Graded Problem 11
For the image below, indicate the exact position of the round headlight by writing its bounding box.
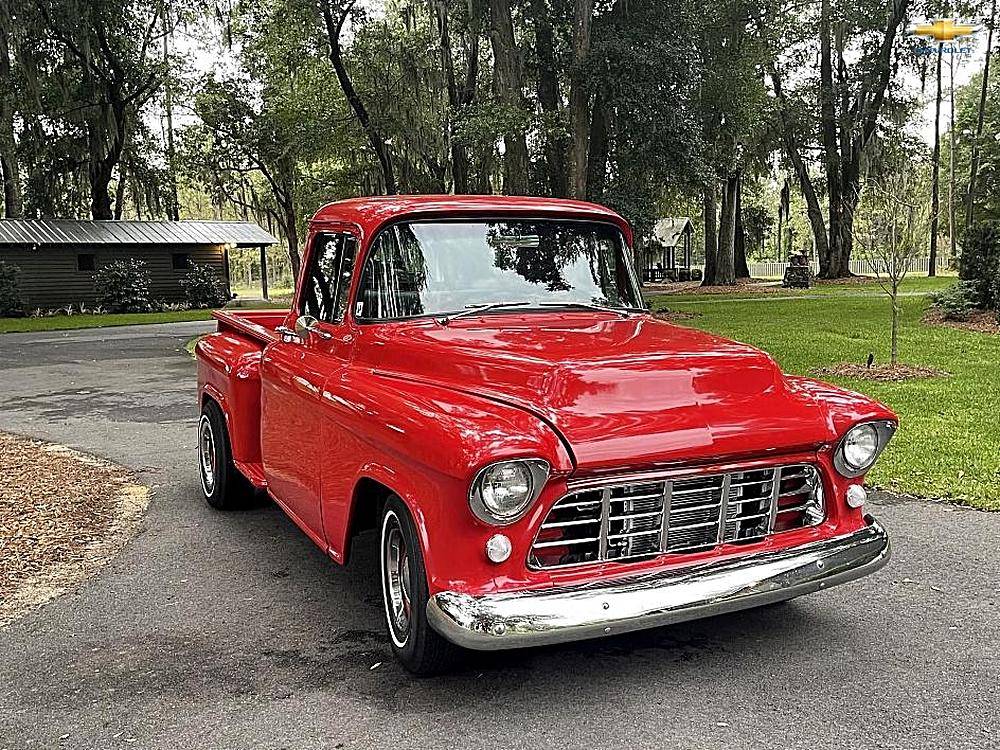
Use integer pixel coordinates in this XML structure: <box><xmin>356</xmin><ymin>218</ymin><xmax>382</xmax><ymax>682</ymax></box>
<box><xmin>469</xmin><ymin>459</ymin><xmax>549</xmax><ymax>524</ymax></box>
<box><xmin>842</xmin><ymin>423</ymin><xmax>879</xmax><ymax>471</ymax></box>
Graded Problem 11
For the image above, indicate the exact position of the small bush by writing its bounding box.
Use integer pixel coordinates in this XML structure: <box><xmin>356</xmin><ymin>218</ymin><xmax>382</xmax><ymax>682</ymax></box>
<box><xmin>932</xmin><ymin>281</ymin><xmax>980</xmax><ymax>321</ymax></box>
<box><xmin>95</xmin><ymin>258</ymin><xmax>153</xmax><ymax>313</ymax></box>
<box><xmin>959</xmin><ymin>222</ymin><xmax>1000</xmax><ymax>310</ymax></box>
<box><xmin>0</xmin><ymin>261</ymin><xmax>23</xmax><ymax>316</ymax></box>
<box><xmin>180</xmin><ymin>263</ymin><xmax>230</xmax><ymax>309</ymax></box>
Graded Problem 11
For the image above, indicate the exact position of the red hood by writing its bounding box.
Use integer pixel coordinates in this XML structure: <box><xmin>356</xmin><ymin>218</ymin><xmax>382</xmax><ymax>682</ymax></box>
<box><xmin>362</xmin><ymin>313</ymin><xmax>842</xmax><ymax>472</ymax></box>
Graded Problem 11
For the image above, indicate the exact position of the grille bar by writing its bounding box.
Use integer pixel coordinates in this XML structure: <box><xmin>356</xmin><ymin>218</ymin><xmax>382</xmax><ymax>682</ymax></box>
<box><xmin>529</xmin><ymin>463</ymin><xmax>824</xmax><ymax>570</ymax></box>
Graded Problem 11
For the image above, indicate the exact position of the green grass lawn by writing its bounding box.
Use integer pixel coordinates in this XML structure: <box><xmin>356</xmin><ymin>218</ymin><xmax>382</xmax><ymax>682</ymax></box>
<box><xmin>661</xmin><ymin>274</ymin><xmax>956</xmax><ymax>303</ymax></box>
<box><xmin>1</xmin><ymin>299</ymin><xmax>292</xmax><ymax>334</ymax></box>
<box><xmin>647</xmin><ymin>283</ymin><xmax>1000</xmax><ymax>511</ymax></box>
<box><xmin>0</xmin><ymin>309</ymin><xmax>217</xmax><ymax>334</ymax></box>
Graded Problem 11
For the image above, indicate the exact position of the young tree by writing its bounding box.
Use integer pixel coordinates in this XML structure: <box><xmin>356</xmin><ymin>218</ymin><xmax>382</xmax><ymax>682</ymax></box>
<box><xmin>852</xmin><ymin>164</ymin><xmax>932</xmax><ymax>365</ymax></box>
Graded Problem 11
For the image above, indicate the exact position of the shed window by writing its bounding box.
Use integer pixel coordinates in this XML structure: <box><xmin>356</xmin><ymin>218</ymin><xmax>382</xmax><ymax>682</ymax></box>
<box><xmin>172</xmin><ymin>253</ymin><xmax>189</xmax><ymax>270</ymax></box>
<box><xmin>77</xmin><ymin>253</ymin><xmax>95</xmax><ymax>272</ymax></box>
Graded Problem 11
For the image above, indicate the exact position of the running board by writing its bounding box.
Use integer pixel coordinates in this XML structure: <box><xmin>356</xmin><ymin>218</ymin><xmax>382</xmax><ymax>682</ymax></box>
<box><xmin>234</xmin><ymin>460</ymin><xmax>267</xmax><ymax>489</ymax></box>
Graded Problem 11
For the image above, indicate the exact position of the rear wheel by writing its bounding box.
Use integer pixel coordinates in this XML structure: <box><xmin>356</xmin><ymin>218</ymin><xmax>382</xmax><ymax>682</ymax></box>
<box><xmin>199</xmin><ymin>400</ymin><xmax>252</xmax><ymax>510</ymax></box>
<box><xmin>379</xmin><ymin>496</ymin><xmax>461</xmax><ymax>676</ymax></box>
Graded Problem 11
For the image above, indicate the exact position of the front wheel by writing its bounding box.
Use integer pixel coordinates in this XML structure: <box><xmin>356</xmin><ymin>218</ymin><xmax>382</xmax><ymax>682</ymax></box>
<box><xmin>379</xmin><ymin>496</ymin><xmax>461</xmax><ymax>676</ymax></box>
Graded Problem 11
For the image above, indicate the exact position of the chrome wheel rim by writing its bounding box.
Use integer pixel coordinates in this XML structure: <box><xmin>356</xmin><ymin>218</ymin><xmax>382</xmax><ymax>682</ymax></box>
<box><xmin>381</xmin><ymin>510</ymin><xmax>411</xmax><ymax>647</ymax></box>
<box><xmin>199</xmin><ymin>414</ymin><xmax>216</xmax><ymax>497</ymax></box>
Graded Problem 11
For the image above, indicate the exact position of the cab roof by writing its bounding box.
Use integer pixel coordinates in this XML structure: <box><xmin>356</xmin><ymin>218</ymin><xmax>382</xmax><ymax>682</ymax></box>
<box><xmin>309</xmin><ymin>195</ymin><xmax>633</xmax><ymax>245</ymax></box>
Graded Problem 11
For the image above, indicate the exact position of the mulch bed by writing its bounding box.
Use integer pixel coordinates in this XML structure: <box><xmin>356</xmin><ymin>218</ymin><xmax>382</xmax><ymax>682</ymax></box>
<box><xmin>923</xmin><ymin>307</ymin><xmax>1000</xmax><ymax>335</ymax></box>
<box><xmin>644</xmin><ymin>276</ymin><xmax>879</xmax><ymax>296</ymax></box>
<box><xmin>813</xmin><ymin>362</ymin><xmax>950</xmax><ymax>382</ymax></box>
<box><xmin>644</xmin><ymin>279</ymin><xmax>780</xmax><ymax>296</ymax></box>
<box><xmin>0</xmin><ymin>432</ymin><xmax>149</xmax><ymax>626</ymax></box>
<box><xmin>812</xmin><ymin>275</ymin><xmax>878</xmax><ymax>286</ymax></box>
<box><xmin>653</xmin><ymin>310</ymin><xmax>702</xmax><ymax>322</ymax></box>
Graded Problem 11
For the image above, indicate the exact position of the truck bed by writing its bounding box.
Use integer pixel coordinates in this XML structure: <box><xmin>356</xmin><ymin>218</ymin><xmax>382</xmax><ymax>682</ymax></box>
<box><xmin>212</xmin><ymin>309</ymin><xmax>289</xmax><ymax>344</ymax></box>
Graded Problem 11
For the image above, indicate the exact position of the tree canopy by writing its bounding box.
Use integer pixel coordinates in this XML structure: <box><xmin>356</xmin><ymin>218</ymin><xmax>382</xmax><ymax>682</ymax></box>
<box><xmin>0</xmin><ymin>0</ymin><xmax>995</xmax><ymax>280</ymax></box>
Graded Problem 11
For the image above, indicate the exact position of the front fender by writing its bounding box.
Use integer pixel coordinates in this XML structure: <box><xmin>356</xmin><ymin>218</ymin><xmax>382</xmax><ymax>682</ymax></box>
<box><xmin>321</xmin><ymin>370</ymin><xmax>573</xmax><ymax>594</ymax></box>
<box><xmin>785</xmin><ymin>375</ymin><xmax>898</xmax><ymax>435</ymax></box>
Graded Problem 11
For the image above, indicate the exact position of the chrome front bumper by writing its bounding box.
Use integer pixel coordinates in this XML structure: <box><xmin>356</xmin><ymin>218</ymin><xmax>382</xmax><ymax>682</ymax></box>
<box><xmin>427</xmin><ymin>516</ymin><xmax>890</xmax><ymax>651</ymax></box>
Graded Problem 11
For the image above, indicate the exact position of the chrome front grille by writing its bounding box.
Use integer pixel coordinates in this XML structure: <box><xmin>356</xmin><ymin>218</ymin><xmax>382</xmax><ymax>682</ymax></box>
<box><xmin>529</xmin><ymin>463</ymin><xmax>824</xmax><ymax>570</ymax></box>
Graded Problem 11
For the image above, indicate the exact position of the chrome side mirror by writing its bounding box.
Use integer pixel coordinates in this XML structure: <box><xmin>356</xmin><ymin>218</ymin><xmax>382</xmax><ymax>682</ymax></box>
<box><xmin>293</xmin><ymin>315</ymin><xmax>332</xmax><ymax>340</ymax></box>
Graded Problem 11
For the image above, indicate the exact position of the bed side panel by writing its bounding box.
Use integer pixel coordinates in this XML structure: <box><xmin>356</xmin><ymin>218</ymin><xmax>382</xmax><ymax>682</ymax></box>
<box><xmin>196</xmin><ymin>331</ymin><xmax>265</xmax><ymax>467</ymax></box>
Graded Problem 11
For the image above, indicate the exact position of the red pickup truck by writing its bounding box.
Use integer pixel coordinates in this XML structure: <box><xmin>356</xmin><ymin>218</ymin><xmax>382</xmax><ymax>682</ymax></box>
<box><xmin>196</xmin><ymin>195</ymin><xmax>895</xmax><ymax>674</ymax></box>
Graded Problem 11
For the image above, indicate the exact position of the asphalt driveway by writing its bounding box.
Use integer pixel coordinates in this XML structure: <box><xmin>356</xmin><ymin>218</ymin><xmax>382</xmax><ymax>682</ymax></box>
<box><xmin>0</xmin><ymin>322</ymin><xmax>997</xmax><ymax>750</ymax></box>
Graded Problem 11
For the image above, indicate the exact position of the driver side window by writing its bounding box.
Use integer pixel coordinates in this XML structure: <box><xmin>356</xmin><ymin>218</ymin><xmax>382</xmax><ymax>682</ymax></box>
<box><xmin>301</xmin><ymin>232</ymin><xmax>358</xmax><ymax>323</ymax></box>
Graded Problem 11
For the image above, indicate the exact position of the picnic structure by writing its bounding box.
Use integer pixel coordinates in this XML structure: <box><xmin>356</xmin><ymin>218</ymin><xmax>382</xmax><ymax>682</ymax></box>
<box><xmin>641</xmin><ymin>217</ymin><xmax>695</xmax><ymax>283</ymax></box>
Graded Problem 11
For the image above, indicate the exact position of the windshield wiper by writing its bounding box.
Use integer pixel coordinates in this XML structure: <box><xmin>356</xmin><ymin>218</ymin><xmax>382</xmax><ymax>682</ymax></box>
<box><xmin>537</xmin><ymin>302</ymin><xmax>643</xmax><ymax>318</ymax></box>
<box><xmin>437</xmin><ymin>301</ymin><xmax>531</xmax><ymax>325</ymax></box>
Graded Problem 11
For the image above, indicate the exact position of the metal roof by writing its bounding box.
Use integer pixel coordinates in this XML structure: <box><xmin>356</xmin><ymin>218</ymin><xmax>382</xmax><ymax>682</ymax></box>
<box><xmin>651</xmin><ymin>217</ymin><xmax>693</xmax><ymax>248</ymax></box>
<box><xmin>0</xmin><ymin>220</ymin><xmax>278</xmax><ymax>248</ymax></box>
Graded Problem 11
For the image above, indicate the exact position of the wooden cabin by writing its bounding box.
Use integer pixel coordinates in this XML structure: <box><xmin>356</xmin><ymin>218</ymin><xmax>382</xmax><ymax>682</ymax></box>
<box><xmin>0</xmin><ymin>220</ymin><xmax>277</xmax><ymax>310</ymax></box>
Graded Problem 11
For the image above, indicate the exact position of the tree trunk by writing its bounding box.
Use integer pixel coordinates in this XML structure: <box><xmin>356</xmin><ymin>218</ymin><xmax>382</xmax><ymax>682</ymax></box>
<box><xmin>0</xmin><ymin>12</ymin><xmax>21</xmax><ymax>218</ymax></box>
<box><xmin>585</xmin><ymin>83</ymin><xmax>611</xmax><ymax>201</ymax></box>
<box><xmin>88</xmin><ymin>109</ymin><xmax>123</xmax><ymax>221</ymax></box>
<box><xmin>530</xmin><ymin>0</ymin><xmax>566</xmax><ymax>197</ymax></box>
<box><xmin>86</xmin><ymin>79</ymin><xmax>128</xmax><ymax>220</ymax></box>
<box><xmin>284</xmin><ymin>208</ymin><xmax>301</xmax><ymax>283</ymax></box>
<box><xmin>929</xmin><ymin>42</ymin><xmax>942</xmax><ymax>277</ymax></box>
<box><xmin>967</xmin><ymin>0</ymin><xmax>995</xmax><ymax>228</ymax></box>
<box><xmin>716</xmin><ymin>173</ymin><xmax>738</xmax><ymax>285</ymax></box>
<box><xmin>734</xmin><ymin>172</ymin><xmax>749</xmax><ymax>278</ymax></box>
<box><xmin>702</xmin><ymin>184</ymin><xmax>718</xmax><ymax>286</ymax></box>
<box><xmin>162</xmin><ymin>2</ymin><xmax>179</xmax><ymax>220</ymax></box>
<box><xmin>949</xmin><ymin>53</ymin><xmax>956</xmax><ymax>265</ymax></box>
<box><xmin>768</xmin><ymin>64</ymin><xmax>831</xmax><ymax>266</ymax></box>
<box><xmin>488</xmin><ymin>0</ymin><xmax>529</xmax><ymax>195</ymax></box>
<box><xmin>320</xmin><ymin>0</ymin><xmax>397</xmax><ymax>195</ymax></box>
<box><xmin>568</xmin><ymin>0</ymin><xmax>593</xmax><ymax>199</ymax></box>
<box><xmin>818</xmin><ymin>0</ymin><xmax>844</xmax><ymax>279</ymax></box>
<box><xmin>434</xmin><ymin>0</ymin><xmax>470</xmax><ymax>193</ymax></box>
<box><xmin>890</xmin><ymin>287</ymin><xmax>900</xmax><ymax>365</ymax></box>
<box><xmin>114</xmin><ymin>161</ymin><xmax>127</xmax><ymax>220</ymax></box>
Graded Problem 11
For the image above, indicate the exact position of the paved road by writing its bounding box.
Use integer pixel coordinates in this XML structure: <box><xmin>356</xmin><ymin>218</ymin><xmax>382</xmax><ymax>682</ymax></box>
<box><xmin>0</xmin><ymin>322</ymin><xmax>998</xmax><ymax>750</ymax></box>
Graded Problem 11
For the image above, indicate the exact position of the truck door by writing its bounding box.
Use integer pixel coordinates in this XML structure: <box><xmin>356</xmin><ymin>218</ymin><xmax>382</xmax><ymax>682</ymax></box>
<box><xmin>260</xmin><ymin>231</ymin><xmax>358</xmax><ymax>546</ymax></box>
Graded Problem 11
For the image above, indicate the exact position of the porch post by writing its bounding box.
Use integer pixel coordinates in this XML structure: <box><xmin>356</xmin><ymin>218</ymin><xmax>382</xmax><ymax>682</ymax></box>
<box><xmin>260</xmin><ymin>245</ymin><xmax>269</xmax><ymax>301</ymax></box>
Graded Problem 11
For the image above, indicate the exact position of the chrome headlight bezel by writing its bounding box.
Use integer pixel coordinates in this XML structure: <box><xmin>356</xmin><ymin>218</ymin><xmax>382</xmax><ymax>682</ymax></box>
<box><xmin>469</xmin><ymin>458</ymin><xmax>550</xmax><ymax>525</ymax></box>
<box><xmin>833</xmin><ymin>420</ymin><xmax>897</xmax><ymax>478</ymax></box>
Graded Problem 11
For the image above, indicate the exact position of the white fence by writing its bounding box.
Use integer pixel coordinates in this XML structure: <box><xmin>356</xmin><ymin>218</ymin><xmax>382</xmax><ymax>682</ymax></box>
<box><xmin>747</xmin><ymin>256</ymin><xmax>952</xmax><ymax>279</ymax></box>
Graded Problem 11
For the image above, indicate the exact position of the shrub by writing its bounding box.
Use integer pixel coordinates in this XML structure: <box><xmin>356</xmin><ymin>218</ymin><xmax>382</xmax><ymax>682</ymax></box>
<box><xmin>0</xmin><ymin>260</ymin><xmax>23</xmax><ymax>316</ymax></box>
<box><xmin>94</xmin><ymin>258</ymin><xmax>153</xmax><ymax>313</ymax></box>
<box><xmin>932</xmin><ymin>281</ymin><xmax>980</xmax><ymax>321</ymax></box>
<box><xmin>180</xmin><ymin>263</ymin><xmax>230</xmax><ymax>309</ymax></box>
<box><xmin>959</xmin><ymin>222</ymin><xmax>1000</xmax><ymax>310</ymax></box>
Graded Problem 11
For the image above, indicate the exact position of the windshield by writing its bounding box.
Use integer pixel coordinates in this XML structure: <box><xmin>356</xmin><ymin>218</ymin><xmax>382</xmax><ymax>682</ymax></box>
<box><xmin>355</xmin><ymin>220</ymin><xmax>644</xmax><ymax>321</ymax></box>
